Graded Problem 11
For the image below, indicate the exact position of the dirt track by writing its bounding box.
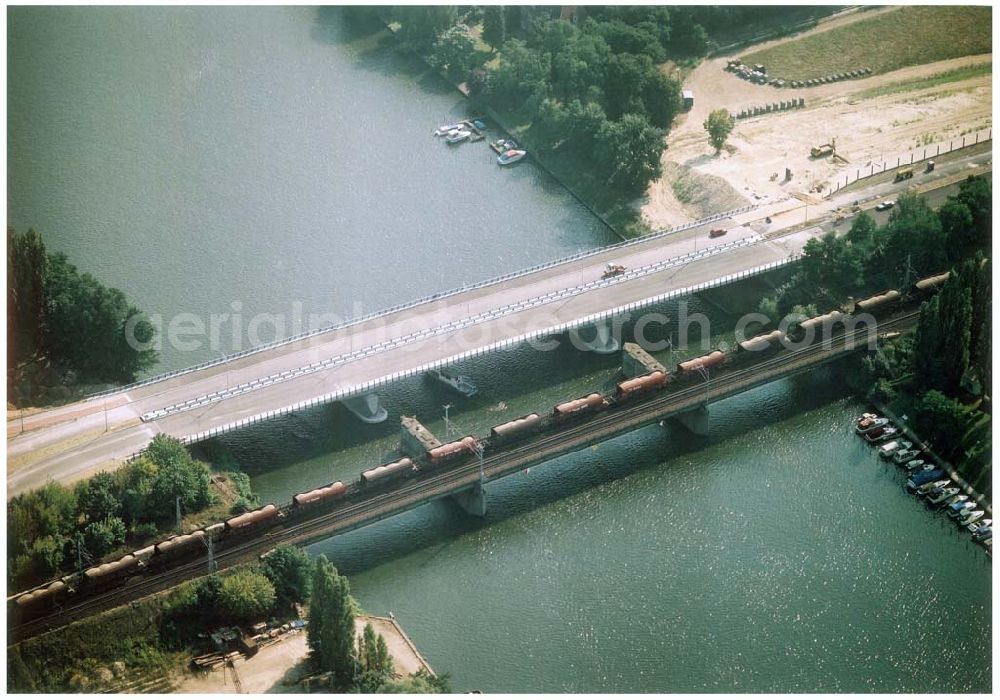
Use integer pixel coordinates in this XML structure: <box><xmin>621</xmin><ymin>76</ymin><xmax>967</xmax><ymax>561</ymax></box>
<box><xmin>643</xmin><ymin>32</ymin><xmax>992</xmax><ymax>228</ymax></box>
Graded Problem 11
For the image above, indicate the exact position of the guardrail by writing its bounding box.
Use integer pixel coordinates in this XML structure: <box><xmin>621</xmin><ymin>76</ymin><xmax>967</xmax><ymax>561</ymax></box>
<box><xmin>141</xmin><ymin>234</ymin><xmax>765</xmax><ymax>422</ymax></box>
<box><xmin>87</xmin><ymin>204</ymin><xmax>757</xmax><ymax>402</ymax></box>
<box><xmin>827</xmin><ymin>128</ymin><xmax>991</xmax><ymax>197</ymax></box>
<box><xmin>170</xmin><ymin>253</ymin><xmax>799</xmax><ymax>446</ymax></box>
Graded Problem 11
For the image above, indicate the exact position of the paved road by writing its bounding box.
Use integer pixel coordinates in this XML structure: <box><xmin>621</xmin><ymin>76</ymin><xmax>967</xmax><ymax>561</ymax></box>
<box><xmin>7</xmin><ymin>151</ymin><xmax>991</xmax><ymax>497</ymax></box>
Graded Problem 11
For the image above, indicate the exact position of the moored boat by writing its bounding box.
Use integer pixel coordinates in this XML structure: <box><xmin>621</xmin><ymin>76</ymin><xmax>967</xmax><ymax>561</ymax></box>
<box><xmin>950</xmin><ymin>501</ymin><xmax>979</xmax><ymax>519</ymax></box>
<box><xmin>865</xmin><ymin>425</ymin><xmax>897</xmax><ymax>443</ymax></box>
<box><xmin>497</xmin><ymin>149</ymin><xmax>528</xmax><ymax>166</ymax></box>
<box><xmin>893</xmin><ymin>449</ymin><xmax>921</xmax><ymax>465</ymax></box>
<box><xmin>928</xmin><ymin>487</ymin><xmax>960</xmax><ymax>506</ymax></box>
<box><xmin>878</xmin><ymin>439</ymin><xmax>912</xmax><ymax>458</ymax></box>
<box><xmin>960</xmin><ymin>510</ymin><xmax>985</xmax><ymax>527</ymax></box>
<box><xmin>856</xmin><ymin>417</ymin><xmax>888</xmax><ymax>434</ymax></box>
<box><xmin>906</xmin><ymin>468</ymin><xmax>945</xmax><ymax>491</ymax></box>
<box><xmin>904</xmin><ymin>459</ymin><xmax>930</xmax><ymax>472</ymax></box>
<box><xmin>445</xmin><ymin>129</ymin><xmax>472</xmax><ymax>144</ymax></box>
<box><xmin>916</xmin><ymin>479</ymin><xmax>950</xmax><ymax>496</ymax></box>
<box><xmin>968</xmin><ymin>518</ymin><xmax>992</xmax><ymax>535</ymax></box>
<box><xmin>434</xmin><ymin>122</ymin><xmax>464</xmax><ymax>136</ymax></box>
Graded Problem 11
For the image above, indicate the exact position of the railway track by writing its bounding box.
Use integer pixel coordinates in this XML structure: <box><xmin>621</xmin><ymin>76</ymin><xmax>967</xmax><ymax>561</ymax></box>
<box><xmin>9</xmin><ymin>311</ymin><xmax>918</xmax><ymax>644</ymax></box>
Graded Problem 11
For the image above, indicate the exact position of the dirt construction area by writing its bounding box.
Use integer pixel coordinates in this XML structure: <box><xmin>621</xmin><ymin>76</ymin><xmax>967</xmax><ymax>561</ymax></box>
<box><xmin>642</xmin><ymin>7</ymin><xmax>992</xmax><ymax>229</ymax></box>
<box><xmin>172</xmin><ymin>615</ymin><xmax>433</xmax><ymax>694</ymax></box>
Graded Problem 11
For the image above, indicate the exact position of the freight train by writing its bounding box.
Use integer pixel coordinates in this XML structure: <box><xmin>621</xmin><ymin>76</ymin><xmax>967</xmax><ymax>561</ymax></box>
<box><xmin>10</xmin><ymin>273</ymin><xmax>947</xmax><ymax>616</ymax></box>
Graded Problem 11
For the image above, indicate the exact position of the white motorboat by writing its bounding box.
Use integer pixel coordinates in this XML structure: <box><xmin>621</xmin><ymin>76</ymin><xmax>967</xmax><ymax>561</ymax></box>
<box><xmin>445</xmin><ymin>129</ymin><xmax>472</xmax><ymax>144</ymax></box>
<box><xmin>879</xmin><ymin>439</ymin><xmax>912</xmax><ymax>458</ymax></box>
<box><xmin>497</xmin><ymin>148</ymin><xmax>528</xmax><ymax>165</ymax></box>
<box><xmin>893</xmin><ymin>449</ymin><xmax>921</xmax><ymax>465</ymax></box>
<box><xmin>434</xmin><ymin>122</ymin><xmax>464</xmax><ymax>136</ymax></box>
<box><xmin>960</xmin><ymin>510</ymin><xmax>985</xmax><ymax>527</ymax></box>
<box><xmin>928</xmin><ymin>487</ymin><xmax>960</xmax><ymax>505</ymax></box>
<box><xmin>916</xmin><ymin>479</ymin><xmax>950</xmax><ymax>495</ymax></box>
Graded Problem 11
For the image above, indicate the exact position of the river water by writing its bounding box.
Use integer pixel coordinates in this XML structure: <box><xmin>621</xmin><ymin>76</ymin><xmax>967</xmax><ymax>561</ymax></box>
<box><xmin>7</xmin><ymin>6</ymin><xmax>991</xmax><ymax>693</ymax></box>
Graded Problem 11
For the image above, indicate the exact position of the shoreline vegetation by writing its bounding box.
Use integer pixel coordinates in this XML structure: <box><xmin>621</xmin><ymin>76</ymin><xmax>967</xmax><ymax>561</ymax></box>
<box><xmin>7</xmin><ymin>228</ymin><xmax>158</xmax><ymax>409</ymax></box>
<box><xmin>342</xmin><ymin>5</ymin><xmax>842</xmax><ymax>239</ymax></box>
<box><xmin>9</xmin><ymin>543</ymin><xmax>450</xmax><ymax>694</ymax></box>
<box><xmin>7</xmin><ymin>436</ymin><xmax>259</xmax><ymax>592</ymax></box>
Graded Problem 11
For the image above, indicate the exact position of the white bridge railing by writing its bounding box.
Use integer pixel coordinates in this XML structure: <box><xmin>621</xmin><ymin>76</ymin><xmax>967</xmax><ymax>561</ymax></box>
<box><xmin>168</xmin><ymin>253</ymin><xmax>798</xmax><ymax>448</ymax></box>
<box><xmin>141</xmin><ymin>235</ymin><xmax>765</xmax><ymax>422</ymax></box>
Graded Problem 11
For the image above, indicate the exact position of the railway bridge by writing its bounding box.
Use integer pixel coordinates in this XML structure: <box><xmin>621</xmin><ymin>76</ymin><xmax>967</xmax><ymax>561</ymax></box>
<box><xmin>10</xmin><ymin>309</ymin><xmax>916</xmax><ymax>643</ymax></box>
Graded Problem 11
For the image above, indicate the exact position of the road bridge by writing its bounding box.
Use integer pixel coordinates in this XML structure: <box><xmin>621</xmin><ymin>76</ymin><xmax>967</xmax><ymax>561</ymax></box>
<box><xmin>7</xmin><ymin>148</ymin><xmax>990</xmax><ymax>497</ymax></box>
<box><xmin>10</xmin><ymin>309</ymin><xmax>916</xmax><ymax>643</ymax></box>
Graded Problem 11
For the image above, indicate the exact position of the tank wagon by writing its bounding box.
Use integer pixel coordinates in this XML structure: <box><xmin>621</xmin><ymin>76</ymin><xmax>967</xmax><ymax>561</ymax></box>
<box><xmin>155</xmin><ymin>531</ymin><xmax>205</xmax><ymax>561</ymax></box>
<box><xmin>225</xmin><ymin>504</ymin><xmax>280</xmax><ymax>533</ymax></box>
<box><xmin>84</xmin><ymin>553</ymin><xmax>143</xmax><ymax>588</ymax></box>
<box><xmin>428</xmin><ymin>437</ymin><xmax>480</xmax><ymax>463</ymax></box>
<box><xmin>855</xmin><ymin>290</ymin><xmax>901</xmax><ymax>314</ymax></box>
<box><xmin>554</xmin><ymin>393</ymin><xmax>608</xmax><ymax>418</ymax></box>
<box><xmin>361</xmin><ymin>458</ymin><xmax>416</xmax><ymax>485</ymax></box>
<box><xmin>293</xmin><ymin>481</ymin><xmax>348</xmax><ymax>507</ymax></box>
<box><xmin>490</xmin><ymin>413</ymin><xmax>542</xmax><ymax>442</ymax></box>
<box><xmin>913</xmin><ymin>272</ymin><xmax>950</xmax><ymax>297</ymax></box>
<box><xmin>797</xmin><ymin>310</ymin><xmax>844</xmax><ymax>338</ymax></box>
<box><xmin>677</xmin><ymin>350</ymin><xmax>726</xmax><ymax>375</ymax></box>
<box><xmin>615</xmin><ymin>371</ymin><xmax>669</xmax><ymax>400</ymax></box>
<box><xmin>737</xmin><ymin>330</ymin><xmax>786</xmax><ymax>354</ymax></box>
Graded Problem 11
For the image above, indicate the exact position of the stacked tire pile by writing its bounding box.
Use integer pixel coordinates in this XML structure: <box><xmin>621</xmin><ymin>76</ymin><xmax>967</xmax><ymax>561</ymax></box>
<box><xmin>725</xmin><ymin>59</ymin><xmax>873</xmax><ymax>88</ymax></box>
<box><xmin>736</xmin><ymin>97</ymin><xmax>806</xmax><ymax>120</ymax></box>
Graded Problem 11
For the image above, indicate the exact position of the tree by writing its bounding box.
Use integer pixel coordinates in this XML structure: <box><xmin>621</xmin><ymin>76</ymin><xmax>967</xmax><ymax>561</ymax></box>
<box><xmin>485</xmin><ymin>39</ymin><xmax>550</xmax><ymax>107</ymax></box>
<box><xmin>79</xmin><ymin>471</ymin><xmax>122</xmax><ymax>523</ymax></box>
<box><xmin>119</xmin><ymin>456</ymin><xmax>159</xmax><ymax>525</ymax></box>
<box><xmin>7</xmin><ymin>228</ymin><xmax>48</xmax><ymax>366</ymax></box>
<box><xmin>428</xmin><ymin>24</ymin><xmax>477</xmax><ymax>82</ymax></box>
<box><xmin>604</xmin><ymin>53</ymin><xmax>653</xmax><ymax>120</ymax></box>
<box><xmin>217</xmin><ymin>569</ymin><xmax>276</xmax><ymax>621</ymax></box>
<box><xmin>481</xmin><ymin>6</ymin><xmax>506</xmax><ymax>50</ymax></box>
<box><xmin>704</xmin><ymin>108</ymin><xmax>735</xmax><ymax>152</ymax></box>
<box><xmin>913</xmin><ymin>390</ymin><xmax>976</xmax><ymax>461</ymax></box>
<box><xmin>308</xmin><ymin>555</ymin><xmax>356</xmax><ymax>687</ymax></box>
<box><xmin>261</xmin><ymin>544</ymin><xmax>312</xmax><ymax>609</ymax></box>
<box><xmin>357</xmin><ymin>622</ymin><xmax>394</xmax><ymax>691</ymax></box>
<box><xmin>881</xmin><ymin>192</ymin><xmax>946</xmax><ymax>281</ymax></box>
<box><xmin>593</xmin><ymin>113</ymin><xmax>665</xmax><ymax>193</ymax></box>
<box><xmin>146</xmin><ymin>434</ymin><xmax>212</xmax><ymax>520</ymax></box>
<box><xmin>379</xmin><ymin>669</ymin><xmax>452</xmax><ymax>693</ymax></box>
<box><xmin>394</xmin><ymin>6</ymin><xmax>457</xmax><ymax>54</ymax></box>
<box><xmin>642</xmin><ymin>70</ymin><xmax>682</xmax><ymax>130</ymax></box>
<box><xmin>83</xmin><ymin>516</ymin><xmax>126</xmax><ymax>559</ymax></box>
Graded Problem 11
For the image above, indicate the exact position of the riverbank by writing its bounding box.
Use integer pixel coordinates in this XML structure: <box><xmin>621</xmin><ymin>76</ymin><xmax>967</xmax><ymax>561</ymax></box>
<box><xmin>870</xmin><ymin>398</ymin><xmax>992</xmax><ymax>516</ymax></box>
<box><xmin>378</xmin><ymin>19</ymin><xmax>626</xmax><ymax>240</ymax></box>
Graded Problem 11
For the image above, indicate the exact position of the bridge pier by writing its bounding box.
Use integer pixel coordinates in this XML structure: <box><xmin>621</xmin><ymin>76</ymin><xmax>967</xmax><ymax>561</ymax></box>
<box><xmin>673</xmin><ymin>405</ymin><xmax>710</xmax><ymax>435</ymax></box>
<box><xmin>451</xmin><ymin>482</ymin><xmax>487</xmax><ymax>516</ymax></box>
<box><xmin>571</xmin><ymin>317</ymin><xmax>620</xmax><ymax>354</ymax></box>
<box><xmin>341</xmin><ymin>393</ymin><xmax>388</xmax><ymax>424</ymax></box>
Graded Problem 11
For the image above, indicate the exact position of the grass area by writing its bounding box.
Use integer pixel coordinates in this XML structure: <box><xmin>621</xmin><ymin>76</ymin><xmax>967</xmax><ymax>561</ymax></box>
<box><xmin>743</xmin><ymin>6</ymin><xmax>992</xmax><ymax>81</ymax></box>
<box><xmin>8</xmin><ymin>592</ymin><xmax>180</xmax><ymax>692</ymax></box>
<box><xmin>856</xmin><ymin>61</ymin><xmax>992</xmax><ymax>100</ymax></box>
